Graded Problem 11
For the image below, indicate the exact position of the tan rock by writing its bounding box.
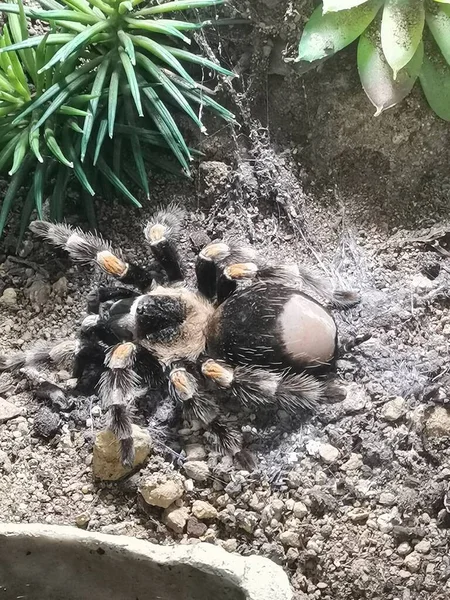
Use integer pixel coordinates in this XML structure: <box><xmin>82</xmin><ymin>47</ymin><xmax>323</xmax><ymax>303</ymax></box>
<box><xmin>140</xmin><ymin>480</ymin><xmax>184</xmax><ymax>509</ymax></box>
<box><xmin>92</xmin><ymin>426</ymin><xmax>151</xmax><ymax>481</ymax></box>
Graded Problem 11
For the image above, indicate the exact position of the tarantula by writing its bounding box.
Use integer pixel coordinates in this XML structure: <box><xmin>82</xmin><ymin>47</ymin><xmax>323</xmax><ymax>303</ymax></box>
<box><xmin>0</xmin><ymin>206</ymin><xmax>358</xmax><ymax>466</ymax></box>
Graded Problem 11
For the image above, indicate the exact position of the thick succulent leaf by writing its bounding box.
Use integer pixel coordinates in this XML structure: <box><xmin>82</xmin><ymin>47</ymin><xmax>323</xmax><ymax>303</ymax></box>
<box><xmin>108</xmin><ymin>67</ymin><xmax>120</xmax><ymax>138</ymax></box>
<box><xmin>426</xmin><ymin>2</ymin><xmax>450</xmax><ymax>64</ymax></box>
<box><xmin>124</xmin><ymin>95</ymin><xmax>150</xmax><ymax>198</ymax></box>
<box><xmin>358</xmin><ymin>21</ymin><xmax>423</xmax><ymax>115</ymax></box>
<box><xmin>67</xmin><ymin>143</ymin><xmax>95</xmax><ymax>194</ymax></box>
<box><xmin>434</xmin><ymin>0</ymin><xmax>450</xmax><ymax>3</ymax></box>
<box><xmin>33</xmin><ymin>161</ymin><xmax>47</xmax><ymax>218</ymax></box>
<box><xmin>0</xmin><ymin>133</ymin><xmax>19</xmax><ymax>171</ymax></box>
<box><xmin>124</xmin><ymin>17</ymin><xmax>190</xmax><ymax>43</ymax></box>
<box><xmin>81</xmin><ymin>57</ymin><xmax>110</xmax><ymax>160</ymax></box>
<box><xmin>119</xmin><ymin>48</ymin><xmax>143</xmax><ymax>116</ymax></box>
<box><xmin>96</xmin><ymin>155</ymin><xmax>142</xmax><ymax>207</ymax></box>
<box><xmin>381</xmin><ymin>0</ymin><xmax>425</xmax><ymax>77</ymax></box>
<box><xmin>93</xmin><ymin>119</ymin><xmax>107</xmax><ymax>164</ymax></box>
<box><xmin>161</xmin><ymin>44</ymin><xmax>235</xmax><ymax>77</ymax></box>
<box><xmin>17</xmin><ymin>183</ymin><xmax>37</xmax><ymax>248</ymax></box>
<box><xmin>8</xmin><ymin>130</ymin><xmax>29</xmax><ymax>176</ymax></box>
<box><xmin>419</xmin><ymin>37</ymin><xmax>450</xmax><ymax>120</ymax></box>
<box><xmin>323</xmin><ymin>0</ymin><xmax>370</xmax><ymax>12</ymax></box>
<box><xmin>29</xmin><ymin>8</ymin><xmax>99</xmax><ymax>24</ymax></box>
<box><xmin>50</xmin><ymin>165</ymin><xmax>70</xmax><ymax>221</ymax></box>
<box><xmin>29</xmin><ymin>121</ymin><xmax>43</xmax><ymax>162</ymax></box>
<box><xmin>298</xmin><ymin>0</ymin><xmax>383</xmax><ymax>62</ymax></box>
<box><xmin>45</xmin><ymin>127</ymin><xmax>73</xmax><ymax>167</ymax></box>
<box><xmin>117</xmin><ymin>30</ymin><xmax>135</xmax><ymax>65</ymax></box>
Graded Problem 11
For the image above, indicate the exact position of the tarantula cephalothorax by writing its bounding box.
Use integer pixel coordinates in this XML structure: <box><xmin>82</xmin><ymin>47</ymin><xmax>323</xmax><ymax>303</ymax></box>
<box><xmin>0</xmin><ymin>206</ymin><xmax>358</xmax><ymax>466</ymax></box>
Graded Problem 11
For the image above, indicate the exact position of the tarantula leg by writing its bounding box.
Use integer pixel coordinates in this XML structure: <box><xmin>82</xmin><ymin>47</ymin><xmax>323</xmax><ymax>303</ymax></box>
<box><xmin>144</xmin><ymin>204</ymin><xmax>185</xmax><ymax>282</ymax></box>
<box><xmin>201</xmin><ymin>359</ymin><xmax>323</xmax><ymax>413</ymax></box>
<box><xmin>195</xmin><ymin>240</ymin><xmax>257</xmax><ymax>301</ymax></box>
<box><xmin>168</xmin><ymin>366</ymin><xmax>218</xmax><ymax>424</ymax></box>
<box><xmin>87</xmin><ymin>286</ymin><xmax>140</xmax><ymax>314</ymax></box>
<box><xmin>29</xmin><ymin>221</ymin><xmax>158</xmax><ymax>291</ymax></box>
<box><xmin>0</xmin><ymin>339</ymin><xmax>77</xmax><ymax>372</ymax></box>
<box><xmin>216</xmin><ymin>262</ymin><xmax>258</xmax><ymax>303</ymax></box>
<box><xmin>99</xmin><ymin>342</ymin><xmax>141</xmax><ymax>467</ymax></box>
<box><xmin>204</xmin><ymin>416</ymin><xmax>243</xmax><ymax>455</ymax></box>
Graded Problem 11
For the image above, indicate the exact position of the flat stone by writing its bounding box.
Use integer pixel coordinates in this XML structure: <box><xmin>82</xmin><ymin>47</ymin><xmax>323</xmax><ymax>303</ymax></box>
<box><xmin>424</xmin><ymin>407</ymin><xmax>450</xmax><ymax>438</ymax></box>
<box><xmin>379</xmin><ymin>492</ymin><xmax>396</xmax><ymax>506</ymax></box>
<box><xmin>293</xmin><ymin>502</ymin><xmax>308</xmax><ymax>519</ymax></box>
<box><xmin>279</xmin><ymin>531</ymin><xmax>300</xmax><ymax>548</ymax></box>
<box><xmin>93</xmin><ymin>426</ymin><xmax>151</xmax><ymax>481</ymax></box>
<box><xmin>381</xmin><ymin>397</ymin><xmax>406</xmax><ymax>422</ymax></box>
<box><xmin>0</xmin><ymin>398</ymin><xmax>24</xmax><ymax>423</ymax></box>
<box><xmin>348</xmin><ymin>509</ymin><xmax>370</xmax><ymax>523</ymax></box>
<box><xmin>140</xmin><ymin>480</ymin><xmax>184</xmax><ymax>509</ymax></box>
<box><xmin>192</xmin><ymin>501</ymin><xmax>218</xmax><ymax>520</ymax></box>
<box><xmin>183</xmin><ymin>461</ymin><xmax>210</xmax><ymax>482</ymax></box>
<box><xmin>341</xmin><ymin>453</ymin><xmax>363</xmax><ymax>472</ymax></box>
<box><xmin>164</xmin><ymin>506</ymin><xmax>189</xmax><ymax>534</ymax></box>
<box><xmin>318</xmin><ymin>443</ymin><xmax>340</xmax><ymax>464</ymax></box>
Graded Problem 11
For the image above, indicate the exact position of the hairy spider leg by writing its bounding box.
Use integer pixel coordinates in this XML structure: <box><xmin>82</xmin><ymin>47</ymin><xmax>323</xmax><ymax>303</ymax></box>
<box><xmin>144</xmin><ymin>203</ymin><xmax>186</xmax><ymax>282</ymax></box>
<box><xmin>87</xmin><ymin>286</ymin><xmax>140</xmax><ymax>315</ymax></box>
<box><xmin>29</xmin><ymin>221</ymin><xmax>159</xmax><ymax>291</ymax></box>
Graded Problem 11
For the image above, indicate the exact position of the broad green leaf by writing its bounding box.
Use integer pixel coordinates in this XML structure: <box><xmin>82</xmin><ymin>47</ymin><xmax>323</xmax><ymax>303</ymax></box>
<box><xmin>119</xmin><ymin>48</ymin><xmax>143</xmax><ymax>115</ymax></box>
<box><xmin>358</xmin><ymin>21</ymin><xmax>423</xmax><ymax>115</ymax></box>
<box><xmin>426</xmin><ymin>2</ymin><xmax>450</xmax><ymax>64</ymax></box>
<box><xmin>39</xmin><ymin>20</ymin><xmax>109</xmax><ymax>72</ymax></box>
<box><xmin>323</xmin><ymin>0</ymin><xmax>370</xmax><ymax>12</ymax></box>
<box><xmin>136</xmin><ymin>0</ymin><xmax>224</xmax><ymax>15</ymax></box>
<box><xmin>381</xmin><ymin>0</ymin><xmax>425</xmax><ymax>77</ymax></box>
<box><xmin>298</xmin><ymin>0</ymin><xmax>382</xmax><ymax>62</ymax></box>
<box><xmin>419</xmin><ymin>37</ymin><xmax>450</xmax><ymax>120</ymax></box>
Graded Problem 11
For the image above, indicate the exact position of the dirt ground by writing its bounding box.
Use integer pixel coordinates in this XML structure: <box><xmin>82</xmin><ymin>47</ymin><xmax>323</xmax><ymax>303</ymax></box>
<box><xmin>1</xmin><ymin>1</ymin><xmax>450</xmax><ymax>598</ymax></box>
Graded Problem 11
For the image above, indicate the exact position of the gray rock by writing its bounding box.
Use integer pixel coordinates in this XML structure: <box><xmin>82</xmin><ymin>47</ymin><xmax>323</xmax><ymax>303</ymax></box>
<box><xmin>26</xmin><ymin>279</ymin><xmax>51</xmax><ymax>309</ymax></box>
<box><xmin>52</xmin><ymin>277</ymin><xmax>68</xmax><ymax>297</ymax></box>
<box><xmin>33</xmin><ymin>407</ymin><xmax>60</xmax><ymax>438</ymax></box>
<box><xmin>0</xmin><ymin>288</ymin><xmax>17</xmax><ymax>307</ymax></box>
<box><xmin>93</xmin><ymin>426</ymin><xmax>151</xmax><ymax>481</ymax></box>
<box><xmin>415</xmin><ymin>539</ymin><xmax>431</xmax><ymax>554</ymax></box>
<box><xmin>424</xmin><ymin>407</ymin><xmax>450</xmax><ymax>438</ymax></box>
<box><xmin>404</xmin><ymin>551</ymin><xmax>421</xmax><ymax>572</ymax></box>
<box><xmin>185</xmin><ymin>443</ymin><xmax>207</xmax><ymax>461</ymax></box>
<box><xmin>140</xmin><ymin>480</ymin><xmax>184</xmax><ymax>509</ymax></box>
<box><xmin>0</xmin><ymin>398</ymin><xmax>23</xmax><ymax>423</ymax></box>
<box><xmin>379</xmin><ymin>492</ymin><xmax>396</xmax><ymax>506</ymax></box>
<box><xmin>164</xmin><ymin>506</ymin><xmax>189</xmax><ymax>534</ymax></box>
<box><xmin>381</xmin><ymin>397</ymin><xmax>406</xmax><ymax>422</ymax></box>
<box><xmin>318</xmin><ymin>443</ymin><xmax>340</xmax><ymax>464</ymax></box>
<box><xmin>341</xmin><ymin>453</ymin><xmax>363</xmax><ymax>472</ymax></box>
<box><xmin>183</xmin><ymin>461</ymin><xmax>210</xmax><ymax>482</ymax></box>
<box><xmin>348</xmin><ymin>509</ymin><xmax>370</xmax><ymax>523</ymax></box>
<box><xmin>293</xmin><ymin>502</ymin><xmax>308</xmax><ymax>519</ymax></box>
<box><xmin>342</xmin><ymin>383</ymin><xmax>368</xmax><ymax>413</ymax></box>
<box><xmin>279</xmin><ymin>531</ymin><xmax>300</xmax><ymax>547</ymax></box>
<box><xmin>397</xmin><ymin>542</ymin><xmax>412</xmax><ymax>556</ymax></box>
<box><xmin>192</xmin><ymin>501</ymin><xmax>218</xmax><ymax>520</ymax></box>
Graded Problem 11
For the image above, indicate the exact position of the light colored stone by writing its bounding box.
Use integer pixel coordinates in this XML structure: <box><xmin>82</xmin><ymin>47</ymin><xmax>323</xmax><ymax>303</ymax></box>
<box><xmin>424</xmin><ymin>406</ymin><xmax>450</xmax><ymax>438</ymax></box>
<box><xmin>404</xmin><ymin>552</ymin><xmax>421</xmax><ymax>572</ymax></box>
<box><xmin>415</xmin><ymin>539</ymin><xmax>431</xmax><ymax>554</ymax></box>
<box><xmin>185</xmin><ymin>443</ymin><xmax>207</xmax><ymax>461</ymax></box>
<box><xmin>140</xmin><ymin>480</ymin><xmax>184</xmax><ymax>509</ymax></box>
<box><xmin>279</xmin><ymin>531</ymin><xmax>300</xmax><ymax>547</ymax></box>
<box><xmin>92</xmin><ymin>426</ymin><xmax>151</xmax><ymax>481</ymax></box>
<box><xmin>377</xmin><ymin>513</ymin><xmax>393</xmax><ymax>533</ymax></box>
<box><xmin>192</xmin><ymin>501</ymin><xmax>218</xmax><ymax>520</ymax></box>
<box><xmin>164</xmin><ymin>506</ymin><xmax>189</xmax><ymax>534</ymax></box>
<box><xmin>25</xmin><ymin>279</ymin><xmax>51</xmax><ymax>308</ymax></box>
<box><xmin>341</xmin><ymin>453</ymin><xmax>363</xmax><ymax>472</ymax></box>
<box><xmin>412</xmin><ymin>274</ymin><xmax>434</xmax><ymax>291</ymax></box>
<box><xmin>0</xmin><ymin>288</ymin><xmax>17</xmax><ymax>307</ymax></box>
<box><xmin>318</xmin><ymin>443</ymin><xmax>340</xmax><ymax>464</ymax></box>
<box><xmin>381</xmin><ymin>397</ymin><xmax>406</xmax><ymax>422</ymax></box>
<box><xmin>397</xmin><ymin>542</ymin><xmax>412</xmax><ymax>556</ymax></box>
<box><xmin>0</xmin><ymin>523</ymin><xmax>293</xmax><ymax>599</ymax></box>
<box><xmin>183</xmin><ymin>461</ymin><xmax>210</xmax><ymax>482</ymax></box>
<box><xmin>0</xmin><ymin>398</ymin><xmax>23</xmax><ymax>423</ymax></box>
<box><xmin>379</xmin><ymin>492</ymin><xmax>396</xmax><ymax>506</ymax></box>
<box><xmin>293</xmin><ymin>502</ymin><xmax>308</xmax><ymax>519</ymax></box>
<box><xmin>52</xmin><ymin>277</ymin><xmax>68</xmax><ymax>297</ymax></box>
<box><xmin>348</xmin><ymin>509</ymin><xmax>370</xmax><ymax>523</ymax></box>
<box><xmin>342</xmin><ymin>383</ymin><xmax>368</xmax><ymax>413</ymax></box>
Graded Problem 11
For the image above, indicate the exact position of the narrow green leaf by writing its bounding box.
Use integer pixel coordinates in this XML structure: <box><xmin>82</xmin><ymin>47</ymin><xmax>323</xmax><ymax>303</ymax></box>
<box><xmin>108</xmin><ymin>66</ymin><xmax>120</xmax><ymax>137</ymax></box>
<box><xmin>16</xmin><ymin>0</ymin><xmax>37</xmax><ymax>82</ymax></box>
<box><xmin>131</xmin><ymin>35</ymin><xmax>196</xmax><ymax>83</ymax></box>
<box><xmin>114</xmin><ymin>123</ymin><xmax>165</xmax><ymax>145</ymax></box>
<box><xmin>2</xmin><ymin>26</ymin><xmax>30</xmax><ymax>99</ymax></box>
<box><xmin>124</xmin><ymin>95</ymin><xmax>149</xmax><ymax>197</ymax></box>
<box><xmin>419</xmin><ymin>36</ymin><xmax>450</xmax><ymax>120</ymax></box>
<box><xmin>68</xmin><ymin>119</ymin><xmax>84</xmax><ymax>133</ymax></box>
<box><xmin>141</xmin><ymin>84</ymin><xmax>191</xmax><ymax>173</ymax></box>
<box><xmin>323</xmin><ymin>0</ymin><xmax>370</xmax><ymax>12</ymax></box>
<box><xmin>426</xmin><ymin>2</ymin><xmax>450</xmax><ymax>65</ymax></box>
<box><xmin>96</xmin><ymin>155</ymin><xmax>142</xmax><ymax>207</ymax></box>
<box><xmin>61</xmin><ymin>0</ymin><xmax>99</xmax><ymax>17</ymax></box>
<box><xmin>125</xmin><ymin>17</ymin><xmax>190</xmax><ymax>43</ymax></box>
<box><xmin>182</xmin><ymin>87</ymin><xmax>236</xmax><ymax>121</ymax></box>
<box><xmin>118</xmin><ymin>0</ymin><xmax>133</xmax><ymax>14</ymax></box>
<box><xmin>29</xmin><ymin>120</ymin><xmax>43</xmax><ymax>163</ymax></box>
<box><xmin>50</xmin><ymin>164</ymin><xmax>70</xmax><ymax>221</ymax></box>
<box><xmin>0</xmin><ymin>133</ymin><xmax>20</xmax><ymax>171</ymax></box>
<box><xmin>137</xmin><ymin>0</ymin><xmax>224</xmax><ymax>15</ymax></box>
<box><xmin>117</xmin><ymin>29</ymin><xmax>135</xmax><ymax>65</ymax></box>
<box><xmin>8</xmin><ymin>130</ymin><xmax>29</xmax><ymax>176</ymax></box>
<box><xmin>17</xmin><ymin>183</ymin><xmax>36</xmax><ymax>248</ymax></box>
<box><xmin>161</xmin><ymin>44</ymin><xmax>236</xmax><ymax>77</ymax></box>
<box><xmin>297</xmin><ymin>0</ymin><xmax>383</xmax><ymax>62</ymax></box>
<box><xmin>358</xmin><ymin>20</ymin><xmax>423</xmax><ymax>115</ymax></box>
<box><xmin>136</xmin><ymin>52</ymin><xmax>206</xmax><ymax>131</ymax></box>
<box><xmin>39</xmin><ymin>20</ymin><xmax>109</xmax><ymax>72</ymax></box>
<box><xmin>29</xmin><ymin>8</ymin><xmax>100</xmax><ymax>24</ymax></box>
<box><xmin>33</xmin><ymin>161</ymin><xmax>47</xmax><ymax>218</ymax></box>
<box><xmin>93</xmin><ymin>119</ymin><xmax>107</xmax><ymax>165</ymax></box>
<box><xmin>45</xmin><ymin>127</ymin><xmax>73</xmax><ymax>167</ymax></box>
<box><xmin>0</xmin><ymin>154</ymin><xmax>34</xmax><ymax>239</ymax></box>
<box><xmin>82</xmin><ymin>190</ymin><xmax>97</xmax><ymax>229</ymax></box>
<box><xmin>67</xmin><ymin>143</ymin><xmax>95</xmax><ymax>194</ymax></box>
<box><xmin>119</xmin><ymin>48</ymin><xmax>143</xmax><ymax>116</ymax></box>
<box><xmin>113</xmin><ymin>133</ymin><xmax>122</xmax><ymax>175</ymax></box>
<box><xmin>59</xmin><ymin>105</ymin><xmax>90</xmax><ymax>116</ymax></box>
<box><xmin>381</xmin><ymin>0</ymin><xmax>425</xmax><ymax>77</ymax></box>
<box><xmin>80</xmin><ymin>57</ymin><xmax>111</xmax><ymax>160</ymax></box>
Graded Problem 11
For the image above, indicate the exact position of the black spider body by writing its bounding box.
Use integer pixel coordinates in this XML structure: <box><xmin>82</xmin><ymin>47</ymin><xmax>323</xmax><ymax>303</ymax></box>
<box><xmin>0</xmin><ymin>206</ymin><xmax>358</xmax><ymax>467</ymax></box>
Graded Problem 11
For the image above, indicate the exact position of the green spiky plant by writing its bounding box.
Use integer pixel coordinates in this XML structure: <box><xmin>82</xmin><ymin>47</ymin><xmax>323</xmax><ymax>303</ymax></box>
<box><xmin>0</xmin><ymin>0</ymin><xmax>236</xmax><ymax>241</ymax></box>
<box><xmin>297</xmin><ymin>0</ymin><xmax>450</xmax><ymax>120</ymax></box>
